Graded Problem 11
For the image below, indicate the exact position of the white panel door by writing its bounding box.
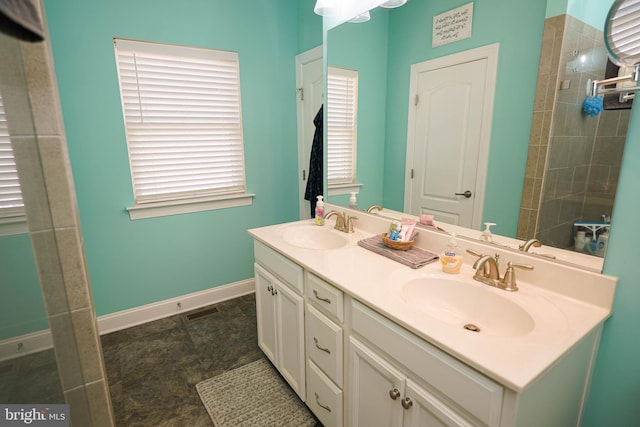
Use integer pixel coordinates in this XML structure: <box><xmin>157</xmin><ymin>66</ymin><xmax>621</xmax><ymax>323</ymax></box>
<box><xmin>296</xmin><ymin>46</ymin><xmax>323</xmax><ymax>219</ymax></box>
<box><xmin>254</xmin><ymin>263</ymin><xmax>277</xmax><ymax>364</ymax></box>
<box><xmin>403</xmin><ymin>379</ymin><xmax>474</xmax><ymax>427</ymax></box>
<box><xmin>276</xmin><ymin>279</ymin><xmax>306</xmax><ymax>400</ymax></box>
<box><xmin>405</xmin><ymin>45</ymin><xmax>498</xmax><ymax>229</ymax></box>
<box><xmin>348</xmin><ymin>337</ymin><xmax>405</xmax><ymax>427</ymax></box>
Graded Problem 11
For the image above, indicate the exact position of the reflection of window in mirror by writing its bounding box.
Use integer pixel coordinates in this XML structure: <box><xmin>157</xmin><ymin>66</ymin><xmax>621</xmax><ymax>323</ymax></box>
<box><xmin>327</xmin><ymin>66</ymin><xmax>358</xmax><ymax>189</ymax></box>
<box><xmin>0</xmin><ymin>93</ymin><xmax>26</xmax><ymax>232</ymax></box>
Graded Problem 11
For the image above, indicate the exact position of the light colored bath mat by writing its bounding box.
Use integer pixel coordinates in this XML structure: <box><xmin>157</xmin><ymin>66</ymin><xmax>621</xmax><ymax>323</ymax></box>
<box><xmin>196</xmin><ymin>358</ymin><xmax>316</xmax><ymax>427</ymax></box>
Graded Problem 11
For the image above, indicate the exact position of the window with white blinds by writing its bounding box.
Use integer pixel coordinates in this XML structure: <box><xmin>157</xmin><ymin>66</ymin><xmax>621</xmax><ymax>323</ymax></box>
<box><xmin>327</xmin><ymin>66</ymin><xmax>358</xmax><ymax>186</ymax></box>
<box><xmin>114</xmin><ymin>38</ymin><xmax>247</xmax><ymax>208</ymax></box>
<box><xmin>0</xmin><ymin>93</ymin><xmax>25</xmax><ymax>221</ymax></box>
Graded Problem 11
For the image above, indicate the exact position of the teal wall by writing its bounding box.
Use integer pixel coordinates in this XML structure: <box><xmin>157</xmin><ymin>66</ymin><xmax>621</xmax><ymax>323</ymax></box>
<box><xmin>3</xmin><ymin>0</ymin><xmax>321</xmax><ymax>321</ymax></box>
<box><xmin>583</xmin><ymin>88</ymin><xmax>640</xmax><ymax>425</ymax></box>
<box><xmin>0</xmin><ymin>234</ymin><xmax>47</xmax><ymax>340</ymax></box>
<box><xmin>327</xmin><ymin>8</ymin><xmax>389</xmax><ymax>210</ymax></box>
<box><xmin>380</xmin><ymin>0</ymin><xmax>545</xmax><ymax>237</ymax></box>
<box><xmin>546</xmin><ymin>0</ymin><xmax>614</xmax><ymax>30</ymax></box>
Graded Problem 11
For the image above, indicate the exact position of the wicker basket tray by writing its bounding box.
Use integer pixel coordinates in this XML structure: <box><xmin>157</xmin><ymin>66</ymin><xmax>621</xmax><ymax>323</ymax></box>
<box><xmin>380</xmin><ymin>233</ymin><xmax>415</xmax><ymax>251</ymax></box>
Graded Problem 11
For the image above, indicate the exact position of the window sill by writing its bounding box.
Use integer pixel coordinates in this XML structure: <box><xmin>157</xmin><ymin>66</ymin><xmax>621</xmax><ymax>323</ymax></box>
<box><xmin>126</xmin><ymin>193</ymin><xmax>255</xmax><ymax>220</ymax></box>
<box><xmin>328</xmin><ymin>183</ymin><xmax>363</xmax><ymax>197</ymax></box>
<box><xmin>0</xmin><ymin>217</ymin><xmax>28</xmax><ymax>236</ymax></box>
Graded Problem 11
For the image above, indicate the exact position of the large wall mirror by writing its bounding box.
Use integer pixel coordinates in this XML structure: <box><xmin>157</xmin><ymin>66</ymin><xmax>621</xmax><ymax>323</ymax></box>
<box><xmin>325</xmin><ymin>0</ymin><xmax>624</xmax><ymax>272</ymax></box>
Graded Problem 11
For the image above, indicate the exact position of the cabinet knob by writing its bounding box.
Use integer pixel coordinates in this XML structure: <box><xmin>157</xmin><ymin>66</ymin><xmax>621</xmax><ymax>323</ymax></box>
<box><xmin>401</xmin><ymin>397</ymin><xmax>413</xmax><ymax>410</ymax></box>
<box><xmin>389</xmin><ymin>388</ymin><xmax>401</xmax><ymax>400</ymax></box>
<box><xmin>267</xmin><ymin>285</ymin><xmax>272</xmax><ymax>292</ymax></box>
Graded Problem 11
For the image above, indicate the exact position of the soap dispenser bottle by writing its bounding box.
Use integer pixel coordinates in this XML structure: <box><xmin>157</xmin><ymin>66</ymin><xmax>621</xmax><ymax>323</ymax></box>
<box><xmin>481</xmin><ymin>222</ymin><xmax>496</xmax><ymax>242</ymax></box>
<box><xmin>315</xmin><ymin>195</ymin><xmax>325</xmax><ymax>225</ymax></box>
<box><xmin>349</xmin><ymin>192</ymin><xmax>358</xmax><ymax>209</ymax></box>
<box><xmin>440</xmin><ymin>233</ymin><xmax>463</xmax><ymax>274</ymax></box>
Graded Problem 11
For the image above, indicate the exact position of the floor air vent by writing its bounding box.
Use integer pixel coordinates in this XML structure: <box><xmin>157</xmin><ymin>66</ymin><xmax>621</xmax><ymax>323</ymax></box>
<box><xmin>185</xmin><ymin>306</ymin><xmax>219</xmax><ymax>321</ymax></box>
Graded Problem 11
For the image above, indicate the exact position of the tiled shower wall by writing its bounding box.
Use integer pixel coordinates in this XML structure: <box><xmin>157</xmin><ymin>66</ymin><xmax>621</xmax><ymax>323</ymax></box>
<box><xmin>0</xmin><ymin>2</ymin><xmax>114</xmax><ymax>425</ymax></box>
<box><xmin>518</xmin><ymin>14</ymin><xmax>629</xmax><ymax>249</ymax></box>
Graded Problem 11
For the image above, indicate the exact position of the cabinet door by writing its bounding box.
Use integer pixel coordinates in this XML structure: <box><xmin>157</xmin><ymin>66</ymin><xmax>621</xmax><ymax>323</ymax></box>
<box><xmin>254</xmin><ymin>263</ymin><xmax>277</xmax><ymax>364</ymax></box>
<box><xmin>349</xmin><ymin>337</ymin><xmax>405</xmax><ymax>427</ymax></box>
<box><xmin>276</xmin><ymin>280</ymin><xmax>306</xmax><ymax>401</ymax></box>
<box><xmin>403</xmin><ymin>379</ymin><xmax>474</xmax><ymax>427</ymax></box>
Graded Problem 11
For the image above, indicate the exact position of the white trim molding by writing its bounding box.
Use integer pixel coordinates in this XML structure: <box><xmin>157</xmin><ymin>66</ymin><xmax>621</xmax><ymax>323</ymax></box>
<box><xmin>0</xmin><ymin>278</ymin><xmax>255</xmax><ymax>362</ymax></box>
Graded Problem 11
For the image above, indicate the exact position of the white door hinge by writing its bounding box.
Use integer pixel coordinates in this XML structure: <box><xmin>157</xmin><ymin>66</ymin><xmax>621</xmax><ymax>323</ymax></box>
<box><xmin>414</xmin><ymin>94</ymin><xmax>419</xmax><ymax>106</ymax></box>
<box><xmin>297</xmin><ymin>87</ymin><xmax>304</xmax><ymax>101</ymax></box>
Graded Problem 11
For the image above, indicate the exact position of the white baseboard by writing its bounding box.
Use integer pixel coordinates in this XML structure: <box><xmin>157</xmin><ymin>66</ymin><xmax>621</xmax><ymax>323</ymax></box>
<box><xmin>0</xmin><ymin>279</ymin><xmax>255</xmax><ymax>362</ymax></box>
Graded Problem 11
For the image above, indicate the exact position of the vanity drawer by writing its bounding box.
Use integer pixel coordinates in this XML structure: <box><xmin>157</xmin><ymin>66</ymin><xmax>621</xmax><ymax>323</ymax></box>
<box><xmin>306</xmin><ymin>272</ymin><xmax>344</xmax><ymax>322</ymax></box>
<box><xmin>254</xmin><ymin>241</ymin><xmax>303</xmax><ymax>294</ymax></box>
<box><xmin>306</xmin><ymin>304</ymin><xmax>343</xmax><ymax>387</ymax></box>
<box><xmin>307</xmin><ymin>360</ymin><xmax>343</xmax><ymax>427</ymax></box>
<box><xmin>351</xmin><ymin>300</ymin><xmax>503</xmax><ymax>427</ymax></box>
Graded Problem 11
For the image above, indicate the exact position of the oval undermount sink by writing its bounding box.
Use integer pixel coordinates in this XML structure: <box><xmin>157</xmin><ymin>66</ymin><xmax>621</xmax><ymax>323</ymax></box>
<box><xmin>281</xmin><ymin>222</ymin><xmax>350</xmax><ymax>250</ymax></box>
<box><xmin>400</xmin><ymin>276</ymin><xmax>535</xmax><ymax>337</ymax></box>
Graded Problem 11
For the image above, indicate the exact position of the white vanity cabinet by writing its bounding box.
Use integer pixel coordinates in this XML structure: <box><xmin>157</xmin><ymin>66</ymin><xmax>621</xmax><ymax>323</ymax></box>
<box><xmin>349</xmin><ymin>300</ymin><xmax>504</xmax><ymax>427</ymax></box>
<box><xmin>349</xmin><ymin>337</ymin><xmax>474</xmax><ymax>427</ymax></box>
<box><xmin>305</xmin><ymin>272</ymin><xmax>345</xmax><ymax>427</ymax></box>
<box><xmin>249</xmin><ymin>219</ymin><xmax>613</xmax><ymax>427</ymax></box>
<box><xmin>254</xmin><ymin>241</ymin><xmax>305</xmax><ymax>400</ymax></box>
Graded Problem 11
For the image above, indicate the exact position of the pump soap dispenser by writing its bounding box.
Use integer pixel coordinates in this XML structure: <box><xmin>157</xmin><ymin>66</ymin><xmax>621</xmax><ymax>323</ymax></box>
<box><xmin>481</xmin><ymin>222</ymin><xmax>496</xmax><ymax>242</ymax></box>
<box><xmin>315</xmin><ymin>195</ymin><xmax>325</xmax><ymax>225</ymax></box>
<box><xmin>349</xmin><ymin>192</ymin><xmax>358</xmax><ymax>209</ymax></box>
<box><xmin>440</xmin><ymin>233</ymin><xmax>463</xmax><ymax>274</ymax></box>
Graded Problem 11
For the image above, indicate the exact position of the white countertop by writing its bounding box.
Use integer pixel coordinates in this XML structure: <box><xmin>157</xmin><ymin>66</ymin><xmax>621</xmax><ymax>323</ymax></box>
<box><xmin>248</xmin><ymin>212</ymin><xmax>617</xmax><ymax>392</ymax></box>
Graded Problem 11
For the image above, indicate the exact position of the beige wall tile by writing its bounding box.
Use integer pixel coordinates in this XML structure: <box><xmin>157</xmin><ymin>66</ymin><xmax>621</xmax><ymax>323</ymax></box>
<box><xmin>64</xmin><ymin>385</ymin><xmax>92</xmax><ymax>427</ymax></box>
<box><xmin>49</xmin><ymin>312</ymin><xmax>83</xmax><ymax>390</ymax></box>
<box><xmin>55</xmin><ymin>227</ymin><xmax>92</xmax><ymax>310</ymax></box>
<box><xmin>10</xmin><ymin>136</ymin><xmax>53</xmax><ymax>231</ymax></box>
<box><xmin>20</xmin><ymin>40</ymin><xmax>64</xmax><ymax>137</ymax></box>
<box><xmin>71</xmin><ymin>308</ymin><xmax>103</xmax><ymax>383</ymax></box>
<box><xmin>38</xmin><ymin>136</ymin><xmax>79</xmax><ymax>229</ymax></box>
<box><xmin>86</xmin><ymin>380</ymin><xmax>115</xmax><ymax>427</ymax></box>
<box><xmin>30</xmin><ymin>230</ymin><xmax>67</xmax><ymax>315</ymax></box>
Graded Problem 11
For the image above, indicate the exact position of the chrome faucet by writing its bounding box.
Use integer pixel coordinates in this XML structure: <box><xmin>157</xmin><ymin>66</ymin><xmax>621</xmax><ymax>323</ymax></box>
<box><xmin>325</xmin><ymin>211</ymin><xmax>358</xmax><ymax>233</ymax></box>
<box><xmin>467</xmin><ymin>249</ymin><xmax>533</xmax><ymax>292</ymax></box>
<box><xmin>519</xmin><ymin>239</ymin><xmax>541</xmax><ymax>252</ymax></box>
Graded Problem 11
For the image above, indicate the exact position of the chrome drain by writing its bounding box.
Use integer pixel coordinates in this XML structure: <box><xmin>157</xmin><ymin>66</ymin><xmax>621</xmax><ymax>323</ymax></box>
<box><xmin>463</xmin><ymin>323</ymin><xmax>480</xmax><ymax>333</ymax></box>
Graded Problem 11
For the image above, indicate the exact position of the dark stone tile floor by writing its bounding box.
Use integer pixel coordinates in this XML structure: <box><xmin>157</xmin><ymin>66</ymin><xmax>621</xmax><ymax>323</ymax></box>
<box><xmin>102</xmin><ymin>293</ymin><xmax>266</xmax><ymax>426</ymax></box>
<box><xmin>1</xmin><ymin>294</ymin><xmax>318</xmax><ymax>426</ymax></box>
<box><xmin>0</xmin><ymin>347</ymin><xmax>64</xmax><ymax>404</ymax></box>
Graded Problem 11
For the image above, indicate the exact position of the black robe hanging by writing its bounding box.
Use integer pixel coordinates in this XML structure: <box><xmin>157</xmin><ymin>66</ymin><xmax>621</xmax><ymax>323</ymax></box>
<box><xmin>304</xmin><ymin>105</ymin><xmax>323</xmax><ymax>217</ymax></box>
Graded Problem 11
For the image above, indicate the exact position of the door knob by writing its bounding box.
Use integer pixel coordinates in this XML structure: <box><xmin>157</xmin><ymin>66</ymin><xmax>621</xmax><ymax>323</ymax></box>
<box><xmin>455</xmin><ymin>190</ymin><xmax>472</xmax><ymax>198</ymax></box>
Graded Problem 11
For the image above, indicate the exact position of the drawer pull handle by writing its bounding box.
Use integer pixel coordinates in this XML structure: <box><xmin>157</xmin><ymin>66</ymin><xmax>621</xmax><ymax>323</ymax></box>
<box><xmin>313</xmin><ymin>289</ymin><xmax>331</xmax><ymax>304</ymax></box>
<box><xmin>389</xmin><ymin>388</ymin><xmax>401</xmax><ymax>400</ymax></box>
<box><xmin>315</xmin><ymin>392</ymin><xmax>332</xmax><ymax>412</ymax></box>
<box><xmin>313</xmin><ymin>337</ymin><xmax>331</xmax><ymax>354</ymax></box>
<box><xmin>267</xmin><ymin>285</ymin><xmax>272</xmax><ymax>292</ymax></box>
<box><xmin>401</xmin><ymin>397</ymin><xmax>413</xmax><ymax>410</ymax></box>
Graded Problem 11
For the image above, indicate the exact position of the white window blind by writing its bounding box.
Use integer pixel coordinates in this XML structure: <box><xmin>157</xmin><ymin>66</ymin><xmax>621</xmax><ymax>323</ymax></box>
<box><xmin>0</xmin><ymin>93</ymin><xmax>25</xmax><ymax>219</ymax></box>
<box><xmin>327</xmin><ymin>66</ymin><xmax>358</xmax><ymax>186</ymax></box>
<box><xmin>114</xmin><ymin>38</ymin><xmax>246</xmax><ymax>205</ymax></box>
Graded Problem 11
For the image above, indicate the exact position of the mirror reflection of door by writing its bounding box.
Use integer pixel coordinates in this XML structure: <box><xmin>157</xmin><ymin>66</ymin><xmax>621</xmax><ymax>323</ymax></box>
<box><xmin>296</xmin><ymin>46</ymin><xmax>323</xmax><ymax>219</ymax></box>
<box><xmin>405</xmin><ymin>45</ymin><xmax>498</xmax><ymax>229</ymax></box>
